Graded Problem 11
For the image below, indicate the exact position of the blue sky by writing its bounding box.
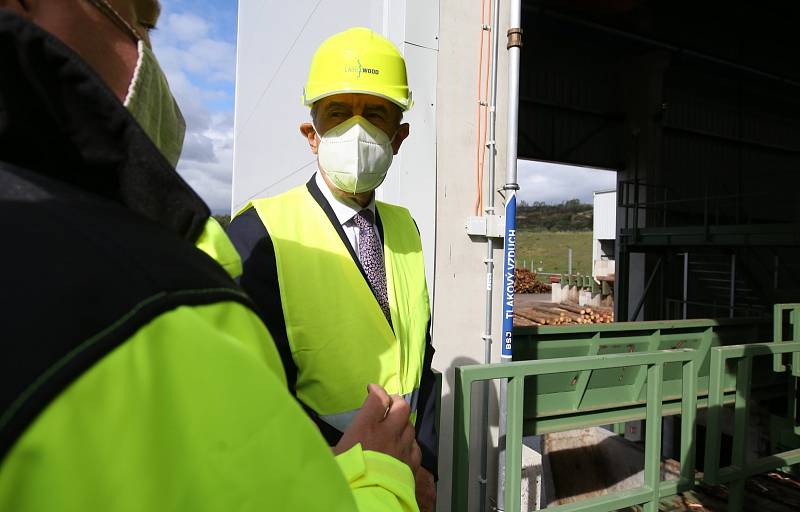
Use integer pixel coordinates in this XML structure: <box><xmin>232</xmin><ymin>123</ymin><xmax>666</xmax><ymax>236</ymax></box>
<box><xmin>152</xmin><ymin>1</ymin><xmax>615</xmax><ymax>211</ymax></box>
<box><xmin>152</xmin><ymin>0</ymin><xmax>239</xmax><ymax>212</ymax></box>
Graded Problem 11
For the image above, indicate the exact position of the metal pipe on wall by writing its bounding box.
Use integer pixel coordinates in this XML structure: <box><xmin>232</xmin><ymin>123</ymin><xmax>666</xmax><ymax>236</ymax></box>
<box><xmin>498</xmin><ymin>0</ymin><xmax>523</xmax><ymax>508</ymax></box>
<box><xmin>479</xmin><ymin>0</ymin><xmax>501</xmax><ymax>508</ymax></box>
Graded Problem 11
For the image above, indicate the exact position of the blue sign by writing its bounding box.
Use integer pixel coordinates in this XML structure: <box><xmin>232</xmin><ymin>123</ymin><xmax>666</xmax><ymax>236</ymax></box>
<box><xmin>501</xmin><ymin>192</ymin><xmax>517</xmax><ymax>359</ymax></box>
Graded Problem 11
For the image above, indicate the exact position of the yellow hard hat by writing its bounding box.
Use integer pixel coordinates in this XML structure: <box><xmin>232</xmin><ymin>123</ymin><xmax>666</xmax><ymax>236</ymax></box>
<box><xmin>303</xmin><ymin>27</ymin><xmax>412</xmax><ymax>111</ymax></box>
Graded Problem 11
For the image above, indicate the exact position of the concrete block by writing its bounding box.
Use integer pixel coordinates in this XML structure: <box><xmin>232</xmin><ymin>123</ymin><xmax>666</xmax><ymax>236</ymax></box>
<box><xmin>521</xmin><ymin>444</ymin><xmax>543</xmax><ymax>511</ymax></box>
<box><xmin>551</xmin><ymin>283</ymin><xmax>562</xmax><ymax>303</ymax></box>
<box><xmin>544</xmin><ymin>427</ymin><xmax>649</xmax><ymax>507</ymax></box>
<box><xmin>568</xmin><ymin>285</ymin><xmax>579</xmax><ymax>303</ymax></box>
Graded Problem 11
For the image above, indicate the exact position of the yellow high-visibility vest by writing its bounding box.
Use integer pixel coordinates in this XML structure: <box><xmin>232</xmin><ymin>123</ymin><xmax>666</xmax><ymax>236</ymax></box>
<box><xmin>195</xmin><ymin>217</ymin><xmax>243</xmax><ymax>279</ymax></box>
<box><xmin>247</xmin><ymin>184</ymin><xmax>430</xmax><ymax>431</ymax></box>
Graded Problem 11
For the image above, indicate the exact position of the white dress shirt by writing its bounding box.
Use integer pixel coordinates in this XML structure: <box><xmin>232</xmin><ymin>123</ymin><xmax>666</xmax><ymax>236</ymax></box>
<box><xmin>315</xmin><ymin>172</ymin><xmax>382</xmax><ymax>261</ymax></box>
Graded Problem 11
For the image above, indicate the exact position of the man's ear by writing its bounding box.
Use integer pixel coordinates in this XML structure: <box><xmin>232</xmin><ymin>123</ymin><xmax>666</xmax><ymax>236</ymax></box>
<box><xmin>391</xmin><ymin>123</ymin><xmax>410</xmax><ymax>155</ymax></box>
<box><xmin>299</xmin><ymin>123</ymin><xmax>319</xmax><ymax>155</ymax></box>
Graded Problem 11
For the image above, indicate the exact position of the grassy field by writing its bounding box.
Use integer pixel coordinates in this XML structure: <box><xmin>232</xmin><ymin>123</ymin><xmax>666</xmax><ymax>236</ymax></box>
<box><xmin>515</xmin><ymin>230</ymin><xmax>593</xmax><ymax>277</ymax></box>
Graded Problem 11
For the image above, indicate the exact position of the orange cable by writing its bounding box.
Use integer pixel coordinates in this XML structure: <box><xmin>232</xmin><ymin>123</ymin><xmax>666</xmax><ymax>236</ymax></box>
<box><xmin>474</xmin><ymin>0</ymin><xmax>494</xmax><ymax>216</ymax></box>
<box><xmin>480</xmin><ymin>0</ymin><xmax>492</xmax><ymax>215</ymax></box>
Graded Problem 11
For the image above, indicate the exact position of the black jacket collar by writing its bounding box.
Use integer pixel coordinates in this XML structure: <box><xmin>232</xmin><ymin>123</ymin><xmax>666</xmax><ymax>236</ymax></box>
<box><xmin>306</xmin><ymin>175</ymin><xmax>393</xmax><ymax>331</ymax></box>
<box><xmin>0</xmin><ymin>10</ymin><xmax>209</xmax><ymax>241</ymax></box>
<box><xmin>305</xmin><ymin>174</ymin><xmax>385</xmax><ymax>266</ymax></box>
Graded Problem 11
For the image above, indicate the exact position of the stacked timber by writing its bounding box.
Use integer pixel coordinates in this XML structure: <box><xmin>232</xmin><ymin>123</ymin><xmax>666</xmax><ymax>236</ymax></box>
<box><xmin>513</xmin><ymin>301</ymin><xmax>614</xmax><ymax>326</ymax></box>
<box><xmin>557</xmin><ymin>303</ymin><xmax>615</xmax><ymax>324</ymax></box>
<box><xmin>514</xmin><ymin>268</ymin><xmax>551</xmax><ymax>294</ymax></box>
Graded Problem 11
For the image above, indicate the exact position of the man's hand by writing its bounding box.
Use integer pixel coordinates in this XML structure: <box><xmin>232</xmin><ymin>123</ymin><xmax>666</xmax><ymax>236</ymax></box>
<box><xmin>414</xmin><ymin>467</ymin><xmax>436</xmax><ymax>512</ymax></box>
<box><xmin>334</xmin><ymin>383</ymin><xmax>422</xmax><ymax>473</ymax></box>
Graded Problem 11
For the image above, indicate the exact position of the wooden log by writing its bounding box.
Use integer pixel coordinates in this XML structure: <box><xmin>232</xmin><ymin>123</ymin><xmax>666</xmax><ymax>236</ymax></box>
<box><xmin>551</xmin><ymin>308</ymin><xmax>582</xmax><ymax>320</ymax></box>
<box><xmin>515</xmin><ymin>310</ymin><xmax>559</xmax><ymax>324</ymax></box>
<box><xmin>525</xmin><ymin>304</ymin><xmax>564</xmax><ymax>316</ymax></box>
<box><xmin>513</xmin><ymin>314</ymin><xmax>537</xmax><ymax>327</ymax></box>
<box><xmin>530</xmin><ymin>312</ymin><xmax>563</xmax><ymax>323</ymax></box>
<box><xmin>557</xmin><ymin>302</ymin><xmax>587</xmax><ymax>315</ymax></box>
<box><xmin>526</xmin><ymin>306</ymin><xmax>580</xmax><ymax>324</ymax></box>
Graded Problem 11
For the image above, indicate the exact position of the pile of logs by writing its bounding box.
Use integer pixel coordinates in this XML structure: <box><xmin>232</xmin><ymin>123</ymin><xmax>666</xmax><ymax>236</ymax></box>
<box><xmin>514</xmin><ymin>268</ymin><xmax>551</xmax><ymax>294</ymax></box>
<box><xmin>514</xmin><ymin>302</ymin><xmax>615</xmax><ymax>327</ymax></box>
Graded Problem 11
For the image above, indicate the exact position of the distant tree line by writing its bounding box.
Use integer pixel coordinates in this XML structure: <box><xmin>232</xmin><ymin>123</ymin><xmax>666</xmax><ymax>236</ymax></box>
<box><xmin>516</xmin><ymin>198</ymin><xmax>592</xmax><ymax>231</ymax></box>
<box><xmin>215</xmin><ymin>204</ymin><xmax>592</xmax><ymax>232</ymax></box>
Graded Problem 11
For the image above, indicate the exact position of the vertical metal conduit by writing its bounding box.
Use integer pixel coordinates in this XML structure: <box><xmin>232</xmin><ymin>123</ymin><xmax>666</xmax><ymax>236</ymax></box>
<box><xmin>498</xmin><ymin>0</ymin><xmax>523</xmax><ymax>509</ymax></box>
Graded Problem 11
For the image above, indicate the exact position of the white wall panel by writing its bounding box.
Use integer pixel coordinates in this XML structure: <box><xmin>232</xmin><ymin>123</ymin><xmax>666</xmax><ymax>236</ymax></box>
<box><xmin>405</xmin><ymin>0</ymin><xmax>440</xmax><ymax>50</ymax></box>
<box><xmin>593</xmin><ymin>190</ymin><xmax>617</xmax><ymax>240</ymax></box>
<box><xmin>378</xmin><ymin>42</ymin><xmax>438</xmax><ymax>301</ymax></box>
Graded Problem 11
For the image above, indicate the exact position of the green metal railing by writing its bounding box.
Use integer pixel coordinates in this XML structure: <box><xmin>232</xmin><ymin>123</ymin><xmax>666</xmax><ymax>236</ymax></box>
<box><xmin>452</xmin><ymin>305</ymin><xmax>800</xmax><ymax>511</ymax></box>
<box><xmin>772</xmin><ymin>304</ymin><xmax>800</xmax><ymax>437</ymax></box>
<box><xmin>453</xmin><ymin>349</ymin><xmax>698</xmax><ymax>512</ymax></box>
<box><xmin>703</xmin><ymin>341</ymin><xmax>800</xmax><ymax>510</ymax></box>
<box><xmin>510</xmin><ymin>317</ymin><xmax>774</xmax><ymax>436</ymax></box>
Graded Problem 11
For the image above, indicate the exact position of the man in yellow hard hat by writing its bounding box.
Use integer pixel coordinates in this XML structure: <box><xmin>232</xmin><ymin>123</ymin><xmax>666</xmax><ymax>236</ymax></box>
<box><xmin>228</xmin><ymin>27</ymin><xmax>438</xmax><ymax>511</ymax></box>
<box><xmin>0</xmin><ymin>3</ymin><xmax>421</xmax><ymax>511</ymax></box>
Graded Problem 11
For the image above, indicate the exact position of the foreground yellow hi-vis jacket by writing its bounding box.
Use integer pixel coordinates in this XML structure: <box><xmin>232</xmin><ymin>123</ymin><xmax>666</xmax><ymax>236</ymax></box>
<box><xmin>1</xmin><ymin>302</ymin><xmax>418</xmax><ymax>512</ymax></box>
<box><xmin>247</xmin><ymin>184</ymin><xmax>431</xmax><ymax>432</ymax></box>
<box><xmin>195</xmin><ymin>217</ymin><xmax>243</xmax><ymax>279</ymax></box>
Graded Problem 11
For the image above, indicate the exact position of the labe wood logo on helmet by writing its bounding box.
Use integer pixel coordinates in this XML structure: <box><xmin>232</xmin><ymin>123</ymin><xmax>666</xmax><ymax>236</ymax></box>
<box><xmin>344</xmin><ymin>58</ymin><xmax>380</xmax><ymax>78</ymax></box>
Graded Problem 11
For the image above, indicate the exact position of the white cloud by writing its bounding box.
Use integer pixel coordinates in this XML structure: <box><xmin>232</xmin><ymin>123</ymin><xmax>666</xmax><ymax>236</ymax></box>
<box><xmin>151</xmin><ymin>8</ymin><xmax>236</xmax><ymax>212</ymax></box>
<box><xmin>164</xmin><ymin>13</ymin><xmax>210</xmax><ymax>43</ymax></box>
<box><xmin>517</xmin><ymin>160</ymin><xmax>617</xmax><ymax>204</ymax></box>
<box><xmin>176</xmin><ymin>112</ymin><xmax>234</xmax><ymax>212</ymax></box>
<box><xmin>154</xmin><ymin>15</ymin><xmax>235</xmax><ymax>86</ymax></box>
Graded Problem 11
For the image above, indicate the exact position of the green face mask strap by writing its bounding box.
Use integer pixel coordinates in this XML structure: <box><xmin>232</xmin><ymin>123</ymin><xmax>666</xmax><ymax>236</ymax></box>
<box><xmin>85</xmin><ymin>0</ymin><xmax>144</xmax><ymax>44</ymax></box>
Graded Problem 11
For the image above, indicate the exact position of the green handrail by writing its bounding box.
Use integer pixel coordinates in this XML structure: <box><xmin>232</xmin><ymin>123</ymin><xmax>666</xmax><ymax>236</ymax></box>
<box><xmin>452</xmin><ymin>349</ymin><xmax>698</xmax><ymax>512</ymax></box>
<box><xmin>703</xmin><ymin>341</ymin><xmax>800</xmax><ymax>511</ymax></box>
<box><xmin>452</xmin><ymin>304</ymin><xmax>800</xmax><ymax>512</ymax></box>
<box><xmin>511</xmin><ymin>316</ymin><xmax>774</xmax><ymax>436</ymax></box>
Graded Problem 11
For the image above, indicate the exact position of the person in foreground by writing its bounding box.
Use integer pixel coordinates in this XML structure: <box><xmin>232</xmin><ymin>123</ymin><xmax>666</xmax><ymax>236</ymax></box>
<box><xmin>0</xmin><ymin>1</ymin><xmax>419</xmax><ymax>510</ymax></box>
<box><xmin>227</xmin><ymin>27</ymin><xmax>438</xmax><ymax>511</ymax></box>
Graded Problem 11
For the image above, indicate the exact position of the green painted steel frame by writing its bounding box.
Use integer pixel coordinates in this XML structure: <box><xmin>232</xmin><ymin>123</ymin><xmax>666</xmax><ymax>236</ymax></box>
<box><xmin>511</xmin><ymin>317</ymin><xmax>774</xmax><ymax>436</ymax></box>
<box><xmin>771</xmin><ymin>304</ymin><xmax>800</xmax><ymax>436</ymax></box>
<box><xmin>451</xmin><ymin>307</ymin><xmax>799</xmax><ymax>511</ymax></box>
<box><xmin>703</xmin><ymin>340</ymin><xmax>800</xmax><ymax>511</ymax></box>
<box><xmin>452</xmin><ymin>349</ymin><xmax>698</xmax><ymax>512</ymax></box>
<box><xmin>772</xmin><ymin>304</ymin><xmax>800</xmax><ymax>376</ymax></box>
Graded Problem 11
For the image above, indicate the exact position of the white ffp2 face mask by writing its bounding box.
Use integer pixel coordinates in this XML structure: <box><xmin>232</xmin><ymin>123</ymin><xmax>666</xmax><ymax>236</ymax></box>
<box><xmin>315</xmin><ymin>116</ymin><xmax>395</xmax><ymax>194</ymax></box>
